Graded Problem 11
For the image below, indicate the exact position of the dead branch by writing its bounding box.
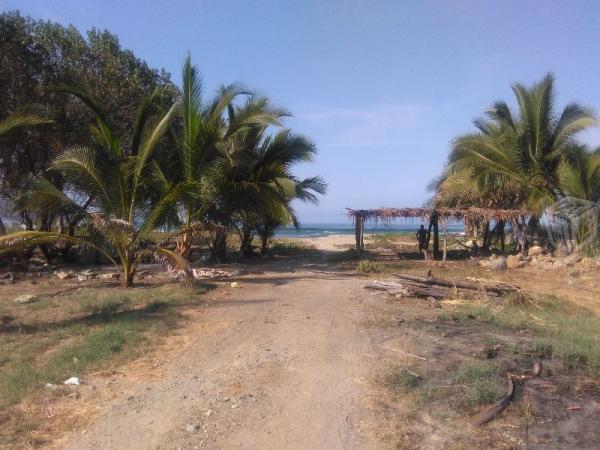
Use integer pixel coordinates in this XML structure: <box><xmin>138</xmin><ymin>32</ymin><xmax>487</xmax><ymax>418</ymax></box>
<box><xmin>469</xmin><ymin>360</ymin><xmax>542</xmax><ymax>426</ymax></box>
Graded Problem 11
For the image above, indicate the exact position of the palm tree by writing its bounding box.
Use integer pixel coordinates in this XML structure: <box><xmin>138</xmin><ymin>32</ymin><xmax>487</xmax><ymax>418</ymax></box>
<box><xmin>255</xmin><ymin>176</ymin><xmax>327</xmax><ymax>255</ymax></box>
<box><xmin>204</xmin><ymin>124</ymin><xmax>326</xmax><ymax>259</ymax></box>
<box><xmin>559</xmin><ymin>145</ymin><xmax>600</xmax><ymax>202</ymax></box>
<box><xmin>441</xmin><ymin>74</ymin><xmax>597</xmax><ymax>251</ymax></box>
<box><xmin>236</xmin><ymin>130</ymin><xmax>326</xmax><ymax>256</ymax></box>
<box><xmin>554</xmin><ymin>145</ymin><xmax>600</xmax><ymax>253</ymax></box>
<box><xmin>449</xmin><ymin>73</ymin><xmax>596</xmax><ymax>213</ymax></box>
<box><xmin>0</xmin><ymin>111</ymin><xmax>52</xmax><ymax>234</ymax></box>
<box><xmin>0</xmin><ymin>85</ymin><xmax>189</xmax><ymax>287</ymax></box>
<box><xmin>171</xmin><ymin>55</ymin><xmax>285</xmax><ymax>259</ymax></box>
<box><xmin>431</xmin><ymin>165</ymin><xmax>524</xmax><ymax>248</ymax></box>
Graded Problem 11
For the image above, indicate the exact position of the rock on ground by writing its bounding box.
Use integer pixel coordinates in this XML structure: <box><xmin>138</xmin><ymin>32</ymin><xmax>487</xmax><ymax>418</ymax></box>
<box><xmin>506</xmin><ymin>254</ymin><xmax>526</xmax><ymax>269</ymax></box>
<box><xmin>528</xmin><ymin>245</ymin><xmax>543</xmax><ymax>256</ymax></box>
<box><xmin>14</xmin><ymin>294</ymin><xmax>38</xmax><ymax>303</ymax></box>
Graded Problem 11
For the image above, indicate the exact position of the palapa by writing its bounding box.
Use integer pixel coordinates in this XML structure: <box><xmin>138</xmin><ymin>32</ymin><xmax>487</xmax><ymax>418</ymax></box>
<box><xmin>346</xmin><ymin>207</ymin><xmax>531</xmax><ymax>257</ymax></box>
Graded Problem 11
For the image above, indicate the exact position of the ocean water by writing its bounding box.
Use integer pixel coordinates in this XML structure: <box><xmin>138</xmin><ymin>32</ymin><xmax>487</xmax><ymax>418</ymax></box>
<box><xmin>276</xmin><ymin>222</ymin><xmax>465</xmax><ymax>238</ymax></box>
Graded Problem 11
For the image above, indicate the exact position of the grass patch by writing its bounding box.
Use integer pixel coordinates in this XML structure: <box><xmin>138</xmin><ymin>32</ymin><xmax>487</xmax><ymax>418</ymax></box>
<box><xmin>456</xmin><ymin>295</ymin><xmax>600</xmax><ymax>376</ymax></box>
<box><xmin>383</xmin><ymin>367</ymin><xmax>421</xmax><ymax>391</ymax></box>
<box><xmin>270</xmin><ymin>239</ymin><xmax>316</xmax><ymax>255</ymax></box>
<box><xmin>454</xmin><ymin>361</ymin><xmax>498</xmax><ymax>383</ymax></box>
<box><xmin>0</xmin><ymin>283</ymin><xmax>208</xmax><ymax>410</ymax></box>
<box><xmin>0</xmin><ymin>317</ymin><xmax>147</xmax><ymax>408</ymax></box>
<box><xmin>454</xmin><ymin>362</ymin><xmax>502</xmax><ymax>407</ymax></box>
<box><xmin>356</xmin><ymin>259</ymin><xmax>385</xmax><ymax>274</ymax></box>
<box><xmin>464</xmin><ymin>379</ymin><xmax>502</xmax><ymax>407</ymax></box>
<box><xmin>415</xmin><ymin>381</ymin><xmax>440</xmax><ymax>405</ymax></box>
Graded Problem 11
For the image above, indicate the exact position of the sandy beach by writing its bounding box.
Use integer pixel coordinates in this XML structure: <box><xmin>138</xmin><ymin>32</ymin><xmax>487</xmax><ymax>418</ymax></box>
<box><xmin>281</xmin><ymin>233</ymin><xmax>415</xmax><ymax>252</ymax></box>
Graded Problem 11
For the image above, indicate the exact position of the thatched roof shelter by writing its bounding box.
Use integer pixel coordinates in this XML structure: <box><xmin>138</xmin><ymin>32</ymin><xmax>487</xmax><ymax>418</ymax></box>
<box><xmin>346</xmin><ymin>207</ymin><xmax>530</xmax><ymax>223</ymax></box>
<box><xmin>346</xmin><ymin>206</ymin><xmax>532</xmax><ymax>258</ymax></box>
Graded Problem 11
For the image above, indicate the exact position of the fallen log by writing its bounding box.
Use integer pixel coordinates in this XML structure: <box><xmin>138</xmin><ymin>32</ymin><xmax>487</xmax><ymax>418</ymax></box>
<box><xmin>465</xmin><ymin>276</ymin><xmax>521</xmax><ymax>293</ymax></box>
<box><xmin>469</xmin><ymin>360</ymin><xmax>542</xmax><ymax>426</ymax></box>
<box><xmin>365</xmin><ymin>281</ymin><xmax>450</xmax><ymax>298</ymax></box>
<box><xmin>394</xmin><ymin>273</ymin><xmax>517</xmax><ymax>295</ymax></box>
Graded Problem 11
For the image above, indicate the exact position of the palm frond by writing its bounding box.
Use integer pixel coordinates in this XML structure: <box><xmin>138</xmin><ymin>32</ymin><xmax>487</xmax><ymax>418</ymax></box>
<box><xmin>0</xmin><ymin>111</ymin><xmax>52</xmax><ymax>139</ymax></box>
<box><xmin>0</xmin><ymin>231</ymin><xmax>116</xmax><ymax>265</ymax></box>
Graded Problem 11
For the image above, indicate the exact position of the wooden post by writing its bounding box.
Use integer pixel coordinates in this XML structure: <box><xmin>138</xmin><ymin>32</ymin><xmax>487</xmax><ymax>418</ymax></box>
<box><xmin>359</xmin><ymin>218</ymin><xmax>364</xmax><ymax>252</ymax></box>
<box><xmin>355</xmin><ymin>215</ymin><xmax>363</xmax><ymax>254</ymax></box>
<box><xmin>442</xmin><ymin>218</ymin><xmax>448</xmax><ymax>261</ymax></box>
<box><xmin>428</xmin><ymin>211</ymin><xmax>439</xmax><ymax>259</ymax></box>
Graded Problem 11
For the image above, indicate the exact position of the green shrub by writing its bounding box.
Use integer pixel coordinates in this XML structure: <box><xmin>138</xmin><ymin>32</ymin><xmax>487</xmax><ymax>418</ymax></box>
<box><xmin>356</xmin><ymin>259</ymin><xmax>385</xmax><ymax>274</ymax></box>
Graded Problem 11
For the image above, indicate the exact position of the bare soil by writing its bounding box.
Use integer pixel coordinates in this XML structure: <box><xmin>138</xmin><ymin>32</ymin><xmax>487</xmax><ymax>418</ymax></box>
<box><xmin>1</xmin><ymin>234</ymin><xmax>599</xmax><ymax>449</ymax></box>
<box><xmin>61</xmin><ymin>260</ymin><xmax>378</xmax><ymax>450</ymax></box>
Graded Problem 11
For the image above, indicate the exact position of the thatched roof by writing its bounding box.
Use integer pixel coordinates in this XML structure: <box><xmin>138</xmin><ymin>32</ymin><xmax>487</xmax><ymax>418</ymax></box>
<box><xmin>346</xmin><ymin>207</ymin><xmax>531</xmax><ymax>223</ymax></box>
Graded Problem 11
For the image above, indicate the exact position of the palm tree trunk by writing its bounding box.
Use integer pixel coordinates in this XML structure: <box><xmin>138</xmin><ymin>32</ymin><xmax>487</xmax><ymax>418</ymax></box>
<box><xmin>481</xmin><ymin>221</ymin><xmax>491</xmax><ymax>252</ymax></box>
<box><xmin>120</xmin><ymin>250</ymin><xmax>135</xmax><ymax>288</ymax></box>
<box><xmin>239</xmin><ymin>228</ymin><xmax>255</xmax><ymax>258</ymax></box>
<box><xmin>260</xmin><ymin>232</ymin><xmax>269</xmax><ymax>255</ymax></box>
<box><xmin>121</xmin><ymin>260</ymin><xmax>135</xmax><ymax>288</ymax></box>
<box><xmin>176</xmin><ymin>230</ymin><xmax>194</xmax><ymax>259</ymax></box>
<box><xmin>210</xmin><ymin>228</ymin><xmax>227</xmax><ymax>263</ymax></box>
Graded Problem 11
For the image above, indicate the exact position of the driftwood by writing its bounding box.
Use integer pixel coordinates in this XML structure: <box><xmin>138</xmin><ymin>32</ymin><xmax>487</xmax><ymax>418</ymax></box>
<box><xmin>394</xmin><ymin>273</ymin><xmax>519</xmax><ymax>295</ymax></box>
<box><xmin>365</xmin><ymin>280</ymin><xmax>450</xmax><ymax>299</ymax></box>
<box><xmin>366</xmin><ymin>273</ymin><xmax>522</xmax><ymax>299</ymax></box>
<box><xmin>465</xmin><ymin>276</ymin><xmax>522</xmax><ymax>294</ymax></box>
<box><xmin>469</xmin><ymin>360</ymin><xmax>543</xmax><ymax>426</ymax></box>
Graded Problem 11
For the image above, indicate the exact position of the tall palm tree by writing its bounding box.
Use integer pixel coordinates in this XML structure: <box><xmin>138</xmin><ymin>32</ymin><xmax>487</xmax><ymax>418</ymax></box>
<box><xmin>449</xmin><ymin>73</ymin><xmax>596</xmax><ymax>213</ymax></box>
<box><xmin>0</xmin><ymin>85</ymin><xmax>189</xmax><ymax>287</ymax></box>
<box><xmin>171</xmin><ymin>55</ymin><xmax>285</xmax><ymax>258</ymax></box>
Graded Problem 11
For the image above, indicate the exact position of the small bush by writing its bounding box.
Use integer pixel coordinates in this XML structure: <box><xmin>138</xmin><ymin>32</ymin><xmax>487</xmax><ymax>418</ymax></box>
<box><xmin>356</xmin><ymin>259</ymin><xmax>385</xmax><ymax>274</ymax></box>
<box><xmin>561</xmin><ymin>351</ymin><xmax>588</xmax><ymax>370</ymax></box>
<box><xmin>415</xmin><ymin>381</ymin><xmax>439</xmax><ymax>404</ymax></box>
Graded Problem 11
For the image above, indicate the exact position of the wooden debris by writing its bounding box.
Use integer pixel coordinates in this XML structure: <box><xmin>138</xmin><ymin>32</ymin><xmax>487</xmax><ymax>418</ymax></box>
<box><xmin>469</xmin><ymin>360</ymin><xmax>542</xmax><ymax>426</ymax></box>
<box><xmin>365</xmin><ymin>280</ymin><xmax>450</xmax><ymax>299</ymax></box>
<box><xmin>366</xmin><ymin>272</ymin><xmax>522</xmax><ymax>299</ymax></box>
<box><xmin>470</xmin><ymin>373</ymin><xmax>515</xmax><ymax>426</ymax></box>
<box><xmin>395</xmin><ymin>273</ymin><xmax>520</xmax><ymax>295</ymax></box>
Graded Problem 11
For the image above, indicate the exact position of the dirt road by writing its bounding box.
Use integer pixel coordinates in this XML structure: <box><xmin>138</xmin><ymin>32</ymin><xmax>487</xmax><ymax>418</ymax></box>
<box><xmin>64</xmin><ymin>261</ymin><xmax>376</xmax><ymax>449</ymax></box>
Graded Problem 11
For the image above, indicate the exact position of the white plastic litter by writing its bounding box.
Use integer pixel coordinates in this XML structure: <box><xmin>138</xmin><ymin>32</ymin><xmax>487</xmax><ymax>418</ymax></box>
<box><xmin>64</xmin><ymin>377</ymin><xmax>80</xmax><ymax>386</ymax></box>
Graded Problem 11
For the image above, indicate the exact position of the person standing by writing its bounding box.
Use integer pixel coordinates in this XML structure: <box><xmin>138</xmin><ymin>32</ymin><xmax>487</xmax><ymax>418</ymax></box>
<box><xmin>416</xmin><ymin>224</ymin><xmax>428</xmax><ymax>255</ymax></box>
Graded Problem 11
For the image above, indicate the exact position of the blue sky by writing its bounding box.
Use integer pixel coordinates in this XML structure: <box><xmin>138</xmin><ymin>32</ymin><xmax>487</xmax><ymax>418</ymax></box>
<box><xmin>5</xmin><ymin>0</ymin><xmax>600</xmax><ymax>222</ymax></box>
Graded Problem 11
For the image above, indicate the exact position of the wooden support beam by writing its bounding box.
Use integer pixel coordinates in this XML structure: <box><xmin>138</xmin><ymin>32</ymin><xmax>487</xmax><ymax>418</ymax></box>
<box><xmin>442</xmin><ymin>218</ymin><xmax>448</xmax><ymax>261</ymax></box>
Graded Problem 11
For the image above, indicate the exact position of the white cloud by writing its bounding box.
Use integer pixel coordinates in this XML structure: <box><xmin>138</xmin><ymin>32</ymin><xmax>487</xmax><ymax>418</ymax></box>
<box><xmin>292</xmin><ymin>103</ymin><xmax>424</xmax><ymax>147</ymax></box>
